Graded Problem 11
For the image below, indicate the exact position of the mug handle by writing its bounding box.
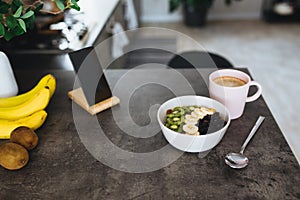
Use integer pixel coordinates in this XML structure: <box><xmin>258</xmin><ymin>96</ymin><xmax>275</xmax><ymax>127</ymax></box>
<box><xmin>246</xmin><ymin>81</ymin><xmax>262</xmax><ymax>102</ymax></box>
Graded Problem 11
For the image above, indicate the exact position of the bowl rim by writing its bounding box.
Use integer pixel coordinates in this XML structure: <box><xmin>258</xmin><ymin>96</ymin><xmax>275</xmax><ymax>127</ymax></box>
<box><xmin>157</xmin><ymin>95</ymin><xmax>231</xmax><ymax>138</ymax></box>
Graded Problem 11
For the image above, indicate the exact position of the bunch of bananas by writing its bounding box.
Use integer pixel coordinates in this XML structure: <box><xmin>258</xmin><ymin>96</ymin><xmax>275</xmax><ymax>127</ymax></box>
<box><xmin>0</xmin><ymin>74</ymin><xmax>56</xmax><ymax>139</ymax></box>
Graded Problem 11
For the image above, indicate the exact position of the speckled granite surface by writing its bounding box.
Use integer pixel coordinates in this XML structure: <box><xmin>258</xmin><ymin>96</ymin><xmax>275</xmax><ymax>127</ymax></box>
<box><xmin>0</xmin><ymin>68</ymin><xmax>299</xmax><ymax>200</ymax></box>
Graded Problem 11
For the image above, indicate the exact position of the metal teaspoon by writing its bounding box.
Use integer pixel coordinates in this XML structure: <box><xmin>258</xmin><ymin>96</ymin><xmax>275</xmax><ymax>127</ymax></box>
<box><xmin>225</xmin><ymin>116</ymin><xmax>265</xmax><ymax>169</ymax></box>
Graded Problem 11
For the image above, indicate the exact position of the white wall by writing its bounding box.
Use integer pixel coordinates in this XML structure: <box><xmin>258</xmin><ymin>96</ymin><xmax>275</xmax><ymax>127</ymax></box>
<box><xmin>141</xmin><ymin>0</ymin><xmax>182</xmax><ymax>22</ymax></box>
<box><xmin>141</xmin><ymin>0</ymin><xmax>263</xmax><ymax>23</ymax></box>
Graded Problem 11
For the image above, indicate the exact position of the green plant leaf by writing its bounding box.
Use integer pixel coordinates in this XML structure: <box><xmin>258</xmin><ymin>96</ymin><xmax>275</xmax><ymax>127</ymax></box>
<box><xmin>6</xmin><ymin>15</ymin><xmax>18</xmax><ymax>29</ymax></box>
<box><xmin>11</xmin><ymin>0</ymin><xmax>23</xmax><ymax>14</ymax></box>
<box><xmin>0</xmin><ymin>23</ymin><xmax>5</xmax><ymax>36</ymax></box>
<box><xmin>12</xmin><ymin>23</ymin><xmax>25</xmax><ymax>36</ymax></box>
<box><xmin>70</xmin><ymin>4</ymin><xmax>80</xmax><ymax>11</ymax></box>
<box><xmin>4</xmin><ymin>30</ymin><xmax>14</xmax><ymax>41</ymax></box>
<box><xmin>0</xmin><ymin>3</ymin><xmax>9</xmax><ymax>14</ymax></box>
<box><xmin>1</xmin><ymin>0</ymin><xmax>82</xmax><ymax>40</ymax></box>
<box><xmin>55</xmin><ymin>0</ymin><xmax>65</xmax><ymax>11</ymax></box>
<box><xmin>21</xmin><ymin>10</ymin><xmax>34</xmax><ymax>19</ymax></box>
<box><xmin>13</xmin><ymin>6</ymin><xmax>23</xmax><ymax>18</ymax></box>
<box><xmin>17</xmin><ymin>18</ymin><xmax>26</xmax><ymax>32</ymax></box>
<box><xmin>12</xmin><ymin>0</ymin><xmax>23</xmax><ymax>7</ymax></box>
<box><xmin>71</xmin><ymin>0</ymin><xmax>80</xmax><ymax>11</ymax></box>
<box><xmin>35</xmin><ymin>2</ymin><xmax>44</xmax><ymax>12</ymax></box>
<box><xmin>24</xmin><ymin>14</ymin><xmax>35</xmax><ymax>30</ymax></box>
<box><xmin>3</xmin><ymin>26</ymin><xmax>25</xmax><ymax>41</ymax></box>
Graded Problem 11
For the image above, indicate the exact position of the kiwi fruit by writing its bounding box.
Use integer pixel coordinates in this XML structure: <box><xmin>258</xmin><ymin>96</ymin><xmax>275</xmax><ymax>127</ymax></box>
<box><xmin>0</xmin><ymin>142</ymin><xmax>29</xmax><ymax>170</ymax></box>
<box><xmin>10</xmin><ymin>126</ymin><xmax>39</xmax><ymax>150</ymax></box>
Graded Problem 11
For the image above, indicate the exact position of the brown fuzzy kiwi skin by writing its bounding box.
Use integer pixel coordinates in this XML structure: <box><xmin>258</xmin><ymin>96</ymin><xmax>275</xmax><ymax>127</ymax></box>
<box><xmin>10</xmin><ymin>126</ymin><xmax>39</xmax><ymax>150</ymax></box>
<box><xmin>0</xmin><ymin>142</ymin><xmax>29</xmax><ymax>170</ymax></box>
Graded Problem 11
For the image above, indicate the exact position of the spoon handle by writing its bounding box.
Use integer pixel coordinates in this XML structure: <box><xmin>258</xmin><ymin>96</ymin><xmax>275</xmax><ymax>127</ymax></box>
<box><xmin>240</xmin><ymin>116</ymin><xmax>265</xmax><ymax>154</ymax></box>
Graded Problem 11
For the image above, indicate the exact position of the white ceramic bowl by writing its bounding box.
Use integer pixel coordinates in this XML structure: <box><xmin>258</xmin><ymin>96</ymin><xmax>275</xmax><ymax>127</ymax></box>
<box><xmin>157</xmin><ymin>95</ymin><xmax>231</xmax><ymax>153</ymax></box>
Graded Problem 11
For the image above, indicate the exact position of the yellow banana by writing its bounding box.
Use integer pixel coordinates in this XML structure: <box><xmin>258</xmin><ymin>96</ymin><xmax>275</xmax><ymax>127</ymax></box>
<box><xmin>0</xmin><ymin>74</ymin><xmax>56</xmax><ymax>107</ymax></box>
<box><xmin>0</xmin><ymin>110</ymin><xmax>47</xmax><ymax>139</ymax></box>
<box><xmin>0</xmin><ymin>87</ymin><xmax>50</xmax><ymax>120</ymax></box>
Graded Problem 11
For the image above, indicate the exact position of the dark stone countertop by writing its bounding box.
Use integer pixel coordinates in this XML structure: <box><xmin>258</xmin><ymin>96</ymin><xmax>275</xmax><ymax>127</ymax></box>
<box><xmin>0</xmin><ymin>67</ymin><xmax>299</xmax><ymax>200</ymax></box>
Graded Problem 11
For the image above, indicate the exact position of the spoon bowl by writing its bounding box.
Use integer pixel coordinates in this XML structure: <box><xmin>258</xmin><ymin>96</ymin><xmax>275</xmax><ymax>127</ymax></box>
<box><xmin>225</xmin><ymin>152</ymin><xmax>249</xmax><ymax>169</ymax></box>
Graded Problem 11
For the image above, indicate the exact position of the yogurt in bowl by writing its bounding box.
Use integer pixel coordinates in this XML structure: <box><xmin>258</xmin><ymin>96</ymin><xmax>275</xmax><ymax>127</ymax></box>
<box><xmin>157</xmin><ymin>95</ymin><xmax>231</xmax><ymax>153</ymax></box>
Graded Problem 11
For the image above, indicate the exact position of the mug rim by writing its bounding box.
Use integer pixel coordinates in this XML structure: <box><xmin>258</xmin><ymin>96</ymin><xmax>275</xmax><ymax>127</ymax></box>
<box><xmin>209</xmin><ymin>69</ymin><xmax>251</xmax><ymax>89</ymax></box>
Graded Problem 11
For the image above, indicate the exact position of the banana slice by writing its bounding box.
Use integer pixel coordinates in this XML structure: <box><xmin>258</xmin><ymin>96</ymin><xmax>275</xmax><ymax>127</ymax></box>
<box><xmin>184</xmin><ymin>114</ymin><xmax>198</xmax><ymax>125</ymax></box>
<box><xmin>200</xmin><ymin>107</ymin><xmax>216</xmax><ymax>115</ymax></box>
<box><xmin>186</xmin><ymin>131</ymin><xmax>200</xmax><ymax>136</ymax></box>
<box><xmin>183</xmin><ymin>124</ymin><xmax>198</xmax><ymax>134</ymax></box>
<box><xmin>194</xmin><ymin>108</ymin><xmax>206</xmax><ymax>116</ymax></box>
<box><xmin>189</xmin><ymin>106</ymin><xmax>195</xmax><ymax>111</ymax></box>
<box><xmin>191</xmin><ymin>110</ymin><xmax>205</xmax><ymax>120</ymax></box>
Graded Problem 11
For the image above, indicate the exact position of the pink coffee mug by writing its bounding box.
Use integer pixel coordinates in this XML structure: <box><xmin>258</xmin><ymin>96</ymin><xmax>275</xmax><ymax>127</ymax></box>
<box><xmin>209</xmin><ymin>69</ymin><xmax>262</xmax><ymax>119</ymax></box>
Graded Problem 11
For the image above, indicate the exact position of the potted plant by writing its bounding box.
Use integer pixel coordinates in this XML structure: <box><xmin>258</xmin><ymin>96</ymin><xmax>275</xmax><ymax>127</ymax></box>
<box><xmin>0</xmin><ymin>0</ymin><xmax>81</xmax><ymax>41</ymax></box>
<box><xmin>169</xmin><ymin>0</ymin><xmax>241</xmax><ymax>26</ymax></box>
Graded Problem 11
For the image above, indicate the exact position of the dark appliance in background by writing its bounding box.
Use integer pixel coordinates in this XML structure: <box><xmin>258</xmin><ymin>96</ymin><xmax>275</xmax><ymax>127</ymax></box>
<box><xmin>262</xmin><ymin>0</ymin><xmax>300</xmax><ymax>22</ymax></box>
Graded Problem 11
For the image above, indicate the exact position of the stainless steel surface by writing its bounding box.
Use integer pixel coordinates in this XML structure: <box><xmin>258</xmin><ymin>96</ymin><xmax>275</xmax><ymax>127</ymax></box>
<box><xmin>225</xmin><ymin>116</ymin><xmax>265</xmax><ymax>169</ymax></box>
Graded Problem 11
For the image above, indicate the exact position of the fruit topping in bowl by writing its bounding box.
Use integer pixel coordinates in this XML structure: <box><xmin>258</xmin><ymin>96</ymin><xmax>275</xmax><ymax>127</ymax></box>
<box><xmin>165</xmin><ymin>106</ymin><xmax>227</xmax><ymax>136</ymax></box>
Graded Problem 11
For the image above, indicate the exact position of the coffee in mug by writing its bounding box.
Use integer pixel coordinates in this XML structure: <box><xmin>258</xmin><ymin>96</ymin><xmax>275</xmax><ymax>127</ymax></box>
<box><xmin>213</xmin><ymin>76</ymin><xmax>246</xmax><ymax>87</ymax></box>
<box><xmin>209</xmin><ymin>69</ymin><xmax>262</xmax><ymax>119</ymax></box>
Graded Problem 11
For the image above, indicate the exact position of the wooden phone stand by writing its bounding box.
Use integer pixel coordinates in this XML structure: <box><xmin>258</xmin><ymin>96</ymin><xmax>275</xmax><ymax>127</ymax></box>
<box><xmin>68</xmin><ymin>88</ymin><xmax>120</xmax><ymax>115</ymax></box>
